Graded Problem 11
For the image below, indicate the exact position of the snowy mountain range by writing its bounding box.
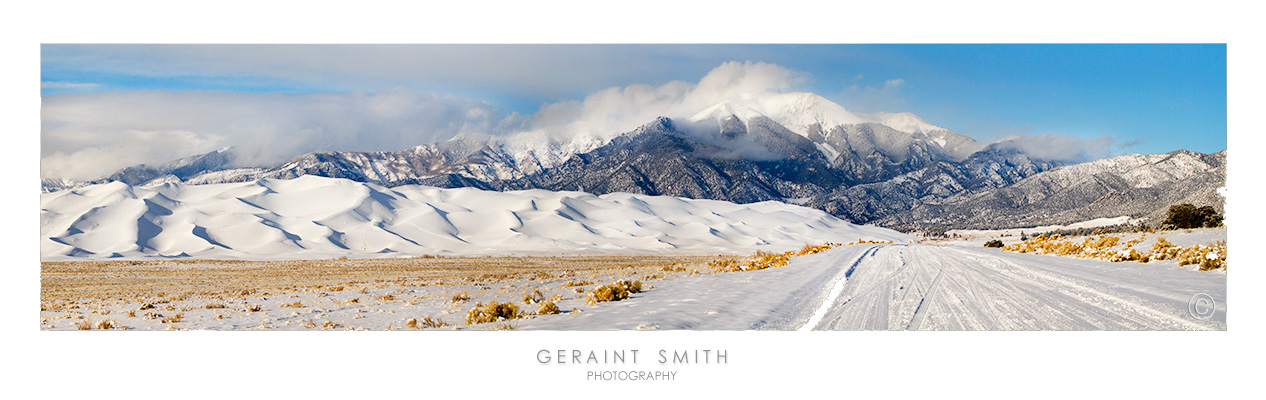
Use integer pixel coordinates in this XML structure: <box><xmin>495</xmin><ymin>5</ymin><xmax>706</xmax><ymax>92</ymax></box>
<box><xmin>41</xmin><ymin>92</ymin><xmax>1226</xmax><ymax>231</ymax></box>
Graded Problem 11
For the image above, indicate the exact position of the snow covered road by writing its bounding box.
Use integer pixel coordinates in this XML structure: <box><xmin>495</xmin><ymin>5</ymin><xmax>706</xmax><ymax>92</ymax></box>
<box><xmin>807</xmin><ymin>245</ymin><xmax>1225</xmax><ymax>330</ymax></box>
<box><xmin>525</xmin><ymin>244</ymin><xmax>1227</xmax><ymax>330</ymax></box>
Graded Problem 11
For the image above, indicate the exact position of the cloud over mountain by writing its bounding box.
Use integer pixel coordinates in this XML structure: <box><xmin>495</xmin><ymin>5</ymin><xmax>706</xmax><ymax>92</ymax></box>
<box><xmin>41</xmin><ymin>61</ymin><xmax>807</xmax><ymax>180</ymax></box>
<box><xmin>41</xmin><ymin>89</ymin><xmax>503</xmax><ymax>180</ymax></box>
<box><xmin>41</xmin><ymin>60</ymin><xmax>1123</xmax><ymax>181</ymax></box>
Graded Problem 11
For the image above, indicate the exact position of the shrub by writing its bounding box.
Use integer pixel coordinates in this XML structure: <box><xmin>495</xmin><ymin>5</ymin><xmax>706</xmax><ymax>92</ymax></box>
<box><xmin>708</xmin><ymin>258</ymin><xmax>743</xmax><ymax>273</ymax></box>
<box><xmin>1197</xmin><ymin>206</ymin><xmax>1224</xmax><ymax>228</ymax></box>
<box><xmin>1163</xmin><ymin>203</ymin><xmax>1223</xmax><ymax>229</ymax></box>
<box><xmin>522</xmin><ymin>289</ymin><xmax>544</xmax><ymax>304</ymax></box>
<box><xmin>204</xmin><ymin>303</ymin><xmax>227</xmax><ymax>309</ymax></box>
<box><xmin>419</xmin><ymin>316</ymin><xmax>448</xmax><ymax>328</ymax></box>
<box><xmin>464</xmin><ymin>301</ymin><xmax>523</xmax><ymax>325</ymax></box>
<box><xmin>745</xmin><ymin>251</ymin><xmax>791</xmax><ymax>271</ymax></box>
<box><xmin>983</xmin><ymin>240</ymin><xmax>1004</xmax><ymax>248</ymax></box>
<box><xmin>586</xmin><ymin>280</ymin><xmax>643</xmax><ymax>305</ymax></box>
<box><xmin>537</xmin><ymin>300</ymin><xmax>560</xmax><ymax>315</ymax></box>
<box><xmin>449</xmin><ymin>291</ymin><xmax>471</xmax><ymax>303</ymax></box>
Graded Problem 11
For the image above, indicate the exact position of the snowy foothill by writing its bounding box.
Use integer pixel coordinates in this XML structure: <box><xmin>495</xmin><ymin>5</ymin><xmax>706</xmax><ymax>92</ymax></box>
<box><xmin>40</xmin><ymin>176</ymin><xmax>910</xmax><ymax>260</ymax></box>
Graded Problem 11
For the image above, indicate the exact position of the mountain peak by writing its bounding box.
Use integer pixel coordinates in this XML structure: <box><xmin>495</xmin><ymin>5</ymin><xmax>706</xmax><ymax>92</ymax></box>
<box><xmin>688</xmin><ymin>92</ymin><xmax>957</xmax><ymax>138</ymax></box>
<box><xmin>867</xmin><ymin>112</ymin><xmax>946</xmax><ymax>135</ymax></box>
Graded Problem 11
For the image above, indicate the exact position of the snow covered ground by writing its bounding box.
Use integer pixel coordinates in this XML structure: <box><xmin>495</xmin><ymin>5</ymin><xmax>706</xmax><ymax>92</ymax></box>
<box><xmin>520</xmin><ymin>244</ymin><xmax>1224</xmax><ymax>330</ymax></box>
<box><xmin>40</xmin><ymin>176</ymin><xmax>908</xmax><ymax>260</ymax></box>
<box><xmin>44</xmin><ymin>242</ymin><xmax>1225</xmax><ymax>331</ymax></box>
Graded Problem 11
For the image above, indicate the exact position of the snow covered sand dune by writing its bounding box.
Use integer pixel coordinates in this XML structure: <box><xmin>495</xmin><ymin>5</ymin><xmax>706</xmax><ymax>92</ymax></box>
<box><xmin>520</xmin><ymin>244</ymin><xmax>1225</xmax><ymax>330</ymax></box>
<box><xmin>40</xmin><ymin>176</ymin><xmax>908</xmax><ymax>260</ymax></box>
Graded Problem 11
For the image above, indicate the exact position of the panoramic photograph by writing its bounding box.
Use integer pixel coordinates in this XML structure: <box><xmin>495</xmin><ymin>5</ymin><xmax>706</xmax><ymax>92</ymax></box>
<box><xmin>39</xmin><ymin>44</ymin><xmax>1227</xmax><ymax>331</ymax></box>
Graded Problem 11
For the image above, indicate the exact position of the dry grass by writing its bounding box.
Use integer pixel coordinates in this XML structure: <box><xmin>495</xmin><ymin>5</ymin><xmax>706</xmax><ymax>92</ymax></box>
<box><xmin>204</xmin><ymin>303</ymin><xmax>227</xmax><ymax>309</ymax></box>
<box><xmin>420</xmin><ymin>316</ymin><xmax>448</xmax><ymax>328</ymax></box>
<box><xmin>707</xmin><ymin>242</ymin><xmax>842</xmax><ymax>273</ymax></box>
<box><xmin>522</xmin><ymin>289</ymin><xmax>545</xmax><ymax>304</ymax></box>
<box><xmin>1001</xmin><ymin>234</ymin><xmax>1226</xmax><ymax>269</ymax></box>
<box><xmin>708</xmin><ymin>258</ymin><xmax>743</xmax><ymax>273</ymax></box>
<box><xmin>449</xmin><ymin>291</ymin><xmax>471</xmax><ymax>303</ymax></box>
<box><xmin>279</xmin><ymin>301</ymin><xmax>303</xmax><ymax>308</ymax></box>
<box><xmin>464</xmin><ymin>301</ymin><xmax>523</xmax><ymax>325</ymax></box>
<box><xmin>537</xmin><ymin>300</ymin><xmax>561</xmax><ymax>315</ymax></box>
<box><xmin>405</xmin><ymin>315</ymin><xmax>448</xmax><ymax>329</ymax></box>
<box><xmin>160</xmin><ymin>313</ymin><xmax>184</xmax><ymax>323</ymax></box>
<box><xmin>41</xmin><ymin>255</ymin><xmax>716</xmax><ymax>305</ymax></box>
<box><xmin>846</xmin><ymin>239</ymin><xmax>892</xmax><ymax>246</ymax></box>
<box><xmin>585</xmin><ymin>280</ymin><xmax>643</xmax><ymax>305</ymax></box>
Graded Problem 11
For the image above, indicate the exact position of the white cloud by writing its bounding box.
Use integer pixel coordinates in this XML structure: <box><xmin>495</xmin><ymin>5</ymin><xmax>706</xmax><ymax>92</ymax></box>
<box><xmin>40</xmin><ymin>61</ymin><xmax>808</xmax><ymax>180</ymax></box>
<box><xmin>41</xmin><ymin>89</ymin><xmax>501</xmax><ymax>180</ymax></box>
<box><xmin>992</xmin><ymin>132</ymin><xmax>1124</xmax><ymax>162</ymax></box>
<box><xmin>41</xmin><ymin>81</ymin><xmax>101</xmax><ymax>90</ymax></box>
<box><xmin>521</xmin><ymin>61</ymin><xmax>805</xmax><ymax>141</ymax></box>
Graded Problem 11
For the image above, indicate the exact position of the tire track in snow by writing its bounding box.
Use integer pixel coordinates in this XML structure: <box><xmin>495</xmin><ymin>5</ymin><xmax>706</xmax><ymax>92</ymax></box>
<box><xmin>797</xmin><ymin>246</ymin><xmax>879</xmax><ymax>331</ymax></box>
<box><xmin>904</xmin><ymin>264</ymin><xmax>945</xmax><ymax>331</ymax></box>
<box><xmin>803</xmin><ymin>244</ymin><xmax>1225</xmax><ymax>331</ymax></box>
<box><xmin>950</xmin><ymin>248</ymin><xmax>1213</xmax><ymax>330</ymax></box>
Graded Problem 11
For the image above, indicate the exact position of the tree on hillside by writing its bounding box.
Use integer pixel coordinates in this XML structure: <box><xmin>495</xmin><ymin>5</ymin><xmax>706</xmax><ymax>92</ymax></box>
<box><xmin>1162</xmin><ymin>203</ymin><xmax>1223</xmax><ymax>229</ymax></box>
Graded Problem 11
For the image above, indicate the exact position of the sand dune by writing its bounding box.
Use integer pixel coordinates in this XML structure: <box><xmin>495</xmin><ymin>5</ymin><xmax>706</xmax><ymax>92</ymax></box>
<box><xmin>41</xmin><ymin>176</ymin><xmax>907</xmax><ymax>260</ymax></box>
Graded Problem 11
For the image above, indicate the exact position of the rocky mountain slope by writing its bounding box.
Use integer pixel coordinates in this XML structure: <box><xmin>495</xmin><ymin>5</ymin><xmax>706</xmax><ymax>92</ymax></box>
<box><xmin>871</xmin><ymin>149</ymin><xmax>1226</xmax><ymax>229</ymax></box>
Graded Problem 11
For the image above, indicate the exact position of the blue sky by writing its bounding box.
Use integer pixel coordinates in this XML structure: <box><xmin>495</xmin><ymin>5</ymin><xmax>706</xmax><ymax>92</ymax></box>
<box><xmin>40</xmin><ymin>44</ymin><xmax>1226</xmax><ymax>179</ymax></box>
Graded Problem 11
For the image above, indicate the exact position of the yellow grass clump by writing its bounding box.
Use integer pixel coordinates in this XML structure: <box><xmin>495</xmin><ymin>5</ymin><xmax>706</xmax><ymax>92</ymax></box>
<box><xmin>1001</xmin><ymin>234</ymin><xmax>1225</xmax><ymax>270</ymax></box>
<box><xmin>585</xmin><ymin>280</ymin><xmax>643</xmax><ymax>305</ymax></box>
<box><xmin>522</xmin><ymin>289</ymin><xmax>545</xmax><ymax>304</ymax></box>
<box><xmin>708</xmin><ymin>242</ymin><xmax>844</xmax><ymax>274</ymax></box>
<box><xmin>846</xmin><ymin>239</ymin><xmax>892</xmax><ymax>246</ymax></box>
<box><xmin>537</xmin><ymin>300</ymin><xmax>561</xmax><ymax>315</ymax></box>
<box><xmin>464</xmin><ymin>301</ymin><xmax>523</xmax><ymax>325</ymax></box>
<box><xmin>449</xmin><ymin>291</ymin><xmax>471</xmax><ymax>303</ymax></box>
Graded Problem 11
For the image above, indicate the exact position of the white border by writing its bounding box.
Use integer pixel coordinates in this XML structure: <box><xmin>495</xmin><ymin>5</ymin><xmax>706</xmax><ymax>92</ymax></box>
<box><xmin>6</xmin><ymin>1</ymin><xmax>1261</xmax><ymax>398</ymax></box>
